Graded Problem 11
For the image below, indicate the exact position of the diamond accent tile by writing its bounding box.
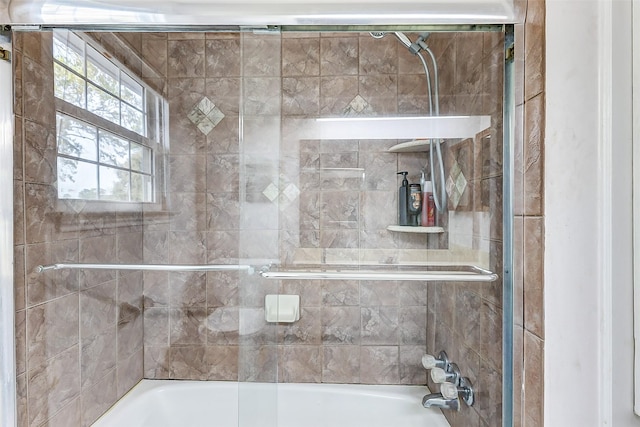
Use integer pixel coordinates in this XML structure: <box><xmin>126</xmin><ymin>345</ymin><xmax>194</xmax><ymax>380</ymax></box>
<box><xmin>262</xmin><ymin>182</ymin><xmax>279</xmax><ymax>202</ymax></box>
<box><xmin>343</xmin><ymin>95</ymin><xmax>372</xmax><ymax>116</ymax></box>
<box><xmin>282</xmin><ymin>183</ymin><xmax>300</xmax><ymax>202</ymax></box>
<box><xmin>188</xmin><ymin>97</ymin><xmax>225</xmax><ymax>136</ymax></box>
<box><xmin>446</xmin><ymin>160</ymin><xmax>467</xmax><ymax>210</ymax></box>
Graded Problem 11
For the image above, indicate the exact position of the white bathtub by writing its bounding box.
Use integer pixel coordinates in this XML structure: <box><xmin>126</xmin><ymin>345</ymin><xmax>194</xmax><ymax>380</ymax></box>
<box><xmin>92</xmin><ymin>380</ymin><xmax>451</xmax><ymax>427</ymax></box>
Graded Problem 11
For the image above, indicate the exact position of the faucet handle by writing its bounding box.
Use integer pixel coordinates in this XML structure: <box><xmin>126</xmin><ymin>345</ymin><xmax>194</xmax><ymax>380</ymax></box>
<box><xmin>431</xmin><ymin>363</ymin><xmax>461</xmax><ymax>385</ymax></box>
<box><xmin>421</xmin><ymin>350</ymin><xmax>449</xmax><ymax>370</ymax></box>
<box><xmin>440</xmin><ymin>383</ymin><xmax>459</xmax><ymax>400</ymax></box>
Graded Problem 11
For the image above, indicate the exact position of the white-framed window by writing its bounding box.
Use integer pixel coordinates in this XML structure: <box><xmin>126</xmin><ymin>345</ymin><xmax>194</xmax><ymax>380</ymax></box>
<box><xmin>52</xmin><ymin>30</ymin><xmax>165</xmax><ymax>203</ymax></box>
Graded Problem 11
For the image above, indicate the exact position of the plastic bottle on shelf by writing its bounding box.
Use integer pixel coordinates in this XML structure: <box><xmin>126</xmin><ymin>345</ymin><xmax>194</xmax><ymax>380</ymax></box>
<box><xmin>397</xmin><ymin>171</ymin><xmax>409</xmax><ymax>226</ymax></box>
<box><xmin>421</xmin><ymin>171</ymin><xmax>436</xmax><ymax>227</ymax></box>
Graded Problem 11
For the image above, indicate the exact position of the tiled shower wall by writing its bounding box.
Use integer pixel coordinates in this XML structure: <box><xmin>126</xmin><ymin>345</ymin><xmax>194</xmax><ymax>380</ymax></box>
<box><xmin>136</xmin><ymin>31</ymin><xmax>442</xmax><ymax>384</ymax></box>
<box><xmin>424</xmin><ymin>32</ymin><xmax>506</xmax><ymax>427</ymax></box>
<box><xmin>13</xmin><ymin>33</ymin><xmax>145</xmax><ymax>427</ymax></box>
<box><xmin>13</xmin><ymin>28</ymin><xmax>510</xmax><ymax>426</ymax></box>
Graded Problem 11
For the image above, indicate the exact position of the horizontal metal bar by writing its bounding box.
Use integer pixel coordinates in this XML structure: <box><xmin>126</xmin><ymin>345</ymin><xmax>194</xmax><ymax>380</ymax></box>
<box><xmin>35</xmin><ymin>263</ymin><xmax>254</xmax><ymax>274</ymax></box>
<box><xmin>259</xmin><ymin>269</ymin><xmax>498</xmax><ymax>282</ymax></box>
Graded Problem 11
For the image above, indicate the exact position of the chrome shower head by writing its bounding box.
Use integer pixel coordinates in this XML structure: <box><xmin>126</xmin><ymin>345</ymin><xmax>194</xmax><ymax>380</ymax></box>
<box><xmin>369</xmin><ymin>31</ymin><xmax>420</xmax><ymax>54</ymax></box>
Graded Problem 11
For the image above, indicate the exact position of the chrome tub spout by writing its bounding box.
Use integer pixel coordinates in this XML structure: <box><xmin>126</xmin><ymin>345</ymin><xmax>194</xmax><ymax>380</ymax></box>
<box><xmin>421</xmin><ymin>393</ymin><xmax>460</xmax><ymax>411</ymax></box>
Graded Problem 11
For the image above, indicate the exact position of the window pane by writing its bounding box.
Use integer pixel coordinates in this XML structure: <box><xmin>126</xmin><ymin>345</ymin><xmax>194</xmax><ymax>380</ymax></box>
<box><xmin>54</xmin><ymin>63</ymin><xmax>86</xmax><ymax>108</ymax></box>
<box><xmin>88</xmin><ymin>84</ymin><xmax>120</xmax><ymax>124</ymax></box>
<box><xmin>53</xmin><ymin>31</ymin><xmax>85</xmax><ymax>75</ymax></box>
<box><xmin>121</xmin><ymin>73</ymin><xmax>144</xmax><ymax>109</ymax></box>
<box><xmin>131</xmin><ymin>172</ymin><xmax>152</xmax><ymax>202</ymax></box>
<box><xmin>99</xmin><ymin>166</ymin><xmax>130</xmax><ymax>201</ymax></box>
<box><xmin>56</xmin><ymin>114</ymin><xmax>97</xmax><ymax>161</ymax></box>
<box><xmin>87</xmin><ymin>46</ymin><xmax>119</xmax><ymax>95</ymax></box>
<box><xmin>130</xmin><ymin>143</ymin><xmax>151</xmax><ymax>173</ymax></box>
<box><xmin>98</xmin><ymin>130</ymin><xmax>129</xmax><ymax>168</ymax></box>
<box><xmin>57</xmin><ymin>157</ymin><xmax>98</xmax><ymax>199</ymax></box>
<box><xmin>121</xmin><ymin>103</ymin><xmax>145</xmax><ymax>136</ymax></box>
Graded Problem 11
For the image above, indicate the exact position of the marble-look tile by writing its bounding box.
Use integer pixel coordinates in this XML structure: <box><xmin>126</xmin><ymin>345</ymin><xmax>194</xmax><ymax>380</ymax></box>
<box><xmin>16</xmin><ymin>373</ymin><xmax>27</xmax><ymax>427</ymax></box>
<box><xmin>238</xmin><ymin>345</ymin><xmax>277</xmax><ymax>382</ymax></box>
<box><xmin>168</xmin><ymin>231</ymin><xmax>207</xmax><ymax>264</ymax></box>
<box><xmin>81</xmin><ymin>369</ymin><xmax>117</xmax><ymax>427</ymax></box>
<box><xmin>116</xmin><ymin>231</ymin><xmax>143</xmax><ymax>264</ymax></box>
<box><xmin>241</xmin><ymin>36</ymin><xmax>281</xmax><ymax>77</ymax></box>
<box><xmin>23</xmin><ymin>119</ymin><xmax>56</xmax><ymax>185</ymax></box>
<box><xmin>399</xmin><ymin>282</ymin><xmax>427</xmax><ymax>306</ymax></box>
<box><xmin>22</xmin><ymin>56</ymin><xmax>55</xmax><ymax>128</ymax></box>
<box><xmin>206</xmin><ymin>154</ymin><xmax>240</xmax><ymax>193</ymax></box>
<box><xmin>143</xmin><ymin>346</ymin><xmax>170</xmax><ymax>379</ymax></box>
<box><xmin>319</xmin><ymin>76</ymin><xmax>359</xmax><ymax>116</ymax></box>
<box><xmin>279</xmin><ymin>307</ymin><xmax>321</xmax><ymax>345</ymax></box>
<box><xmin>24</xmin><ymin>183</ymin><xmax>59</xmax><ymax>244</ymax></box>
<box><xmin>206</xmin><ymin>306</ymin><xmax>239</xmax><ymax>345</ymax></box>
<box><xmin>282</xmin><ymin>38</ymin><xmax>320</xmax><ymax>77</ymax></box>
<box><xmin>79</xmin><ymin>235</ymin><xmax>117</xmax><ymax>289</ymax></box>
<box><xmin>513</xmin><ymin>216</ymin><xmax>525</xmax><ymax>327</ymax></box>
<box><xmin>206</xmin><ymin>271</ymin><xmax>239</xmax><ymax>307</ymax></box>
<box><xmin>243</xmin><ymin>77</ymin><xmax>281</xmax><ymax>115</ymax></box>
<box><xmin>360</xmin><ymin>282</ymin><xmax>399</xmax><ymax>306</ymax></box>
<box><xmin>207</xmin><ymin>192</ymin><xmax>240</xmax><ymax>230</ymax></box>
<box><xmin>322</xmin><ymin>281</ymin><xmax>359</xmax><ymax>306</ymax></box>
<box><xmin>81</xmin><ymin>327</ymin><xmax>116</xmax><ymax>388</ymax></box>
<box><xmin>168</xmin><ymin>39</ymin><xmax>205</xmax><ymax>78</ymax></box>
<box><xmin>117</xmin><ymin>348</ymin><xmax>143</xmax><ymax>399</ymax></box>
<box><xmin>205</xmin><ymin>38</ymin><xmax>241</xmax><ymax>77</ymax></box>
<box><xmin>321</xmin><ymin>306</ymin><xmax>360</xmax><ymax>344</ymax></box>
<box><xmin>13</xmin><ymin>53</ymin><xmax>23</xmax><ymax>119</ymax></box>
<box><xmin>167</xmin><ymin>193</ymin><xmax>207</xmax><ymax>232</ymax></box>
<box><xmin>169</xmin><ymin>271</ymin><xmax>206</xmax><ymax>307</ymax></box>
<box><xmin>524</xmin><ymin>0</ymin><xmax>545</xmax><ymax>101</ymax></box>
<box><xmin>169</xmin><ymin>346</ymin><xmax>207</xmax><ymax>380</ymax></box>
<box><xmin>117</xmin><ymin>305</ymin><xmax>143</xmax><ymax>361</ymax></box>
<box><xmin>359</xmin><ymin>36</ymin><xmax>397</xmax><ymax>75</ymax></box>
<box><xmin>141</xmin><ymin>38</ymin><xmax>167</xmax><ymax>78</ymax></box>
<box><xmin>322</xmin><ymin>345</ymin><xmax>360</xmax><ymax>383</ymax></box>
<box><xmin>143</xmin><ymin>271</ymin><xmax>169</xmax><ymax>307</ymax></box>
<box><xmin>170</xmin><ymin>308</ymin><xmax>207</xmax><ymax>346</ymax></box>
<box><xmin>361</xmin><ymin>307</ymin><xmax>398</xmax><ymax>345</ymax></box>
<box><xmin>27</xmin><ymin>293</ymin><xmax>79</xmax><ymax>368</ymax></box>
<box><xmin>282</xmin><ymin>77</ymin><xmax>320</xmax><ymax>116</ymax></box>
<box><xmin>206</xmin><ymin>116</ymin><xmax>240</xmax><ymax>154</ymax></box>
<box><xmin>239</xmin><ymin>307</ymin><xmax>277</xmax><ymax>345</ymax></box>
<box><xmin>280</xmin><ymin>280</ymin><xmax>322</xmax><ymax>307</ymax></box>
<box><xmin>13</xmin><ymin>117</ymin><xmax>23</xmax><ymax>181</ymax></box>
<box><xmin>399</xmin><ymin>307</ymin><xmax>427</xmax><ymax>345</ymax></box>
<box><xmin>454</xmin><ymin>286</ymin><xmax>481</xmax><ymax>350</ymax></box>
<box><xmin>206</xmin><ymin>345</ymin><xmax>239</xmax><ymax>380</ymax></box>
<box><xmin>45</xmin><ymin>398</ymin><xmax>81</xmax><ymax>427</ymax></box>
<box><xmin>480</xmin><ymin>301</ymin><xmax>503</xmax><ymax>372</ymax></box>
<box><xmin>476</xmin><ymin>356</ymin><xmax>503</xmax><ymax>426</ymax></box>
<box><xmin>524</xmin><ymin>93</ymin><xmax>544</xmax><ymax>216</ymax></box>
<box><xmin>278</xmin><ymin>346</ymin><xmax>322</xmax><ymax>383</ymax></box>
<box><xmin>514</xmin><ymin>103</ymin><xmax>525</xmax><ymax>215</ymax></box>
<box><xmin>144</xmin><ymin>308</ymin><xmax>169</xmax><ymax>347</ymax></box>
<box><xmin>399</xmin><ymin>345</ymin><xmax>428</xmax><ymax>384</ymax></box>
<box><xmin>358</xmin><ymin>75</ymin><xmax>397</xmax><ymax>115</ymax></box>
<box><xmin>14</xmin><ymin>245</ymin><xmax>25</xmax><ymax>310</ymax></box>
<box><xmin>320</xmin><ymin>229</ymin><xmax>359</xmax><ymax>249</ymax></box>
<box><xmin>359</xmin><ymin>191</ymin><xmax>396</xmax><ymax>231</ymax></box>
<box><xmin>15</xmin><ymin>310</ymin><xmax>26</xmax><ymax>375</ymax></box>
<box><xmin>80</xmin><ymin>280</ymin><xmax>117</xmax><ymax>337</ymax></box>
<box><xmin>524</xmin><ymin>216</ymin><xmax>544</xmax><ymax>338</ymax></box>
<box><xmin>168</xmin><ymin>79</ymin><xmax>207</xmax><ymax>154</ymax></box>
<box><xmin>320</xmin><ymin>191</ymin><xmax>359</xmax><ymax>229</ymax></box>
<box><xmin>360</xmin><ymin>346</ymin><xmax>399</xmax><ymax>384</ymax></box>
<box><xmin>206</xmin><ymin>230</ymin><xmax>239</xmax><ymax>263</ymax></box>
<box><xmin>397</xmin><ymin>74</ymin><xmax>430</xmax><ymax>114</ymax></box>
<box><xmin>204</xmin><ymin>77</ymin><xmax>241</xmax><ymax>115</ymax></box>
<box><xmin>359</xmin><ymin>152</ymin><xmax>397</xmax><ymax>192</ymax></box>
<box><xmin>168</xmin><ymin>155</ymin><xmax>206</xmax><ymax>193</ymax></box>
<box><xmin>320</xmin><ymin>36</ymin><xmax>358</xmax><ymax>76</ymax></box>
<box><xmin>27</xmin><ymin>345</ymin><xmax>80</xmax><ymax>426</ymax></box>
<box><xmin>25</xmin><ymin>240</ymin><xmax>79</xmax><ymax>306</ymax></box>
<box><xmin>14</xmin><ymin>185</ymin><xmax>25</xmax><ymax>255</ymax></box>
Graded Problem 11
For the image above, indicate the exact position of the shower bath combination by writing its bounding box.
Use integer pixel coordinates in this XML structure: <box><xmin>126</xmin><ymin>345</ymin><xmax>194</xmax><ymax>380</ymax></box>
<box><xmin>6</xmin><ymin>22</ymin><xmax>510</xmax><ymax>427</ymax></box>
<box><xmin>370</xmin><ymin>31</ymin><xmax>447</xmax><ymax>214</ymax></box>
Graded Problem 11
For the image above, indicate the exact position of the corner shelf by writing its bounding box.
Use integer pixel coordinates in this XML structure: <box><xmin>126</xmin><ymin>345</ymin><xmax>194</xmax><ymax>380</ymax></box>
<box><xmin>387</xmin><ymin>139</ymin><xmax>443</xmax><ymax>153</ymax></box>
<box><xmin>387</xmin><ymin>225</ymin><xmax>445</xmax><ymax>234</ymax></box>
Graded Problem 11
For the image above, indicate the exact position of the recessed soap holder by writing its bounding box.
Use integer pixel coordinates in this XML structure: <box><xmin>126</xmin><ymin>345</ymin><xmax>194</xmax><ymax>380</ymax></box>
<box><xmin>265</xmin><ymin>294</ymin><xmax>300</xmax><ymax>323</ymax></box>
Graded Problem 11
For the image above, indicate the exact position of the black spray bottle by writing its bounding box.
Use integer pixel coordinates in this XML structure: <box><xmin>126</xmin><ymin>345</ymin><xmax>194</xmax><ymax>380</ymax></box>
<box><xmin>397</xmin><ymin>171</ymin><xmax>409</xmax><ymax>226</ymax></box>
